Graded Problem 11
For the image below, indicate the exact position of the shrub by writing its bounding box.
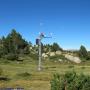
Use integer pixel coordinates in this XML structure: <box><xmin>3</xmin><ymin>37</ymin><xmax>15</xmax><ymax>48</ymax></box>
<box><xmin>0</xmin><ymin>68</ymin><xmax>10</xmax><ymax>81</ymax></box>
<box><xmin>29</xmin><ymin>53</ymin><xmax>38</xmax><ymax>60</ymax></box>
<box><xmin>68</xmin><ymin>65</ymin><xmax>74</xmax><ymax>68</ymax></box>
<box><xmin>51</xmin><ymin>71</ymin><xmax>90</xmax><ymax>90</ymax></box>
<box><xmin>16</xmin><ymin>72</ymin><xmax>31</xmax><ymax>80</ymax></box>
<box><xmin>5</xmin><ymin>53</ymin><xmax>18</xmax><ymax>60</ymax></box>
<box><xmin>81</xmin><ymin>66</ymin><xmax>85</xmax><ymax>69</ymax></box>
<box><xmin>0</xmin><ymin>67</ymin><xmax>3</xmax><ymax>75</ymax></box>
<box><xmin>18</xmin><ymin>72</ymin><xmax>31</xmax><ymax>77</ymax></box>
<box><xmin>0</xmin><ymin>76</ymin><xmax>10</xmax><ymax>81</ymax></box>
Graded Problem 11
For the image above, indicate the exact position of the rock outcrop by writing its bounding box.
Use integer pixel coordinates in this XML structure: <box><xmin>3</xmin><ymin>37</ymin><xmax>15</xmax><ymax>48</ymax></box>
<box><xmin>65</xmin><ymin>54</ymin><xmax>81</xmax><ymax>63</ymax></box>
<box><xmin>56</xmin><ymin>51</ymin><xmax>62</xmax><ymax>55</ymax></box>
<box><xmin>42</xmin><ymin>53</ymin><xmax>48</xmax><ymax>58</ymax></box>
<box><xmin>50</xmin><ymin>52</ymin><xmax>56</xmax><ymax>56</ymax></box>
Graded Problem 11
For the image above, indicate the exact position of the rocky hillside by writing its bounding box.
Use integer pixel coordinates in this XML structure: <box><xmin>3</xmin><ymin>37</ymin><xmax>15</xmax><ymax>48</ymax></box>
<box><xmin>41</xmin><ymin>50</ymin><xmax>81</xmax><ymax>64</ymax></box>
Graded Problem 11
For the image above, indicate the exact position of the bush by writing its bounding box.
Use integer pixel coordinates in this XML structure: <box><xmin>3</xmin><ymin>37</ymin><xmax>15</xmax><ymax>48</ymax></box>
<box><xmin>0</xmin><ymin>67</ymin><xmax>3</xmax><ymax>75</ymax></box>
<box><xmin>18</xmin><ymin>72</ymin><xmax>31</xmax><ymax>77</ymax></box>
<box><xmin>0</xmin><ymin>76</ymin><xmax>10</xmax><ymax>81</ymax></box>
<box><xmin>16</xmin><ymin>72</ymin><xmax>31</xmax><ymax>80</ymax></box>
<box><xmin>0</xmin><ymin>67</ymin><xmax>10</xmax><ymax>81</ymax></box>
<box><xmin>68</xmin><ymin>65</ymin><xmax>74</xmax><ymax>68</ymax></box>
<box><xmin>5</xmin><ymin>53</ymin><xmax>18</xmax><ymax>60</ymax></box>
<box><xmin>29</xmin><ymin>53</ymin><xmax>38</xmax><ymax>60</ymax></box>
<box><xmin>51</xmin><ymin>71</ymin><xmax>90</xmax><ymax>90</ymax></box>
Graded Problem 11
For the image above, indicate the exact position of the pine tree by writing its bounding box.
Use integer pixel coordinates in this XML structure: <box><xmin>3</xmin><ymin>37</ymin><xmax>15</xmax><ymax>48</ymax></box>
<box><xmin>79</xmin><ymin>45</ymin><xmax>88</xmax><ymax>59</ymax></box>
<box><xmin>0</xmin><ymin>29</ymin><xmax>30</xmax><ymax>60</ymax></box>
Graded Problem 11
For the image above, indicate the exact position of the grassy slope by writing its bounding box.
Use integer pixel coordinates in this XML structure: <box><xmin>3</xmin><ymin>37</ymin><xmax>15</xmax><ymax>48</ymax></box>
<box><xmin>0</xmin><ymin>57</ymin><xmax>90</xmax><ymax>90</ymax></box>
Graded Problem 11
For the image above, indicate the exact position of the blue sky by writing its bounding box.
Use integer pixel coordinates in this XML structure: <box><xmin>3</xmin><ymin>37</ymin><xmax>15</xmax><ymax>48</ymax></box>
<box><xmin>0</xmin><ymin>0</ymin><xmax>90</xmax><ymax>50</ymax></box>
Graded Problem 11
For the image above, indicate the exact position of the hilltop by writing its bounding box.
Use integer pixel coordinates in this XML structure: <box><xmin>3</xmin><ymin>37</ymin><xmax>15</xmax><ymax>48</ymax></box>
<box><xmin>0</xmin><ymin>29</ymin><xmax>90</xmax><ymax>64</ymax></box>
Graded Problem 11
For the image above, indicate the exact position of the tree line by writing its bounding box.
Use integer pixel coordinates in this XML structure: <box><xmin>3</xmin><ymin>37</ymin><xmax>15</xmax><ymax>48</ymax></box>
<box><xmin>0</xmin><ymin>29</ymin><xmax>62</xmax><ymax>60</ymax></box>
<box><xmin>0</xmin><ymin>29</ymin><xmax>29</xmax><ymax>60</ymax></box>
<box><xmin>0</xmin><ymin>29</ymin><xmax>90</xmax><ymax>61</ymax></box>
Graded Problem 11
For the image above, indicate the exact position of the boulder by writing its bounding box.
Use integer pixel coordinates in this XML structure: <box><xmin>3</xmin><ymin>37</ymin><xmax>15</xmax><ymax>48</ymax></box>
<box><xmin>44</xmin><ymin>55</ymin><xmax>48</xmax><ymax>58</ymax></box>
<box><xmin>29</xmin><ymin>47</ymin><xmax>33</xmax><ymax>50</ymax></box>
<box><xmin>58</xmin><ymin>59</ymin><xmax>62</xmax><ymax>62</ymax></box>
<box><xmin>42</xmin><ymin>53</ymin><xmax>46</xmax><ymax>56</ymax></box>
<box><xmin>50</xmin><ymin>52</ymin><xmax>55</xmax><ymax>56</ymax></box>
<box><xmin>56</xmin><ymin>51</ymin><xmax>62</xmax><ymax>55</ymax></box>
<box><xmin>46</xmin><ymin>52</ymin><xmax>50</xmax><ymax>55</ymax></box>
<box><xmin>65</xmin><ymin>54</ymin><xmax>81</xmax><ymax>63</ymax></box>
<box><xmin>42</xmin><ymin>53</ymin><xmax>48</xmax><ymax>58</ymax></box>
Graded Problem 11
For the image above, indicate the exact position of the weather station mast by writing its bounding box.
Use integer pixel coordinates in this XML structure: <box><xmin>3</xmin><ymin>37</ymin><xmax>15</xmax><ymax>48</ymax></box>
<box><xmin>36</xmin><ymin>32</ymin><xmax>52</xmax><ymax>71</ymax></box>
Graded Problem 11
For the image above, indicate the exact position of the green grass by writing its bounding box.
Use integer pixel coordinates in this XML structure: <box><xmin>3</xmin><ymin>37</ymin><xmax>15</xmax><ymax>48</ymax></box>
<box><xmin>0</xmin><ymin>57</ymin><xmax>90</xmax><ymax>90</ymax></box>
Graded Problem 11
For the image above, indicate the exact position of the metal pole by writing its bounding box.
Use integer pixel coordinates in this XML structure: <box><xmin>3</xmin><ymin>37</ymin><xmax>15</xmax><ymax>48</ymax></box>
<box><xmin>37</xmin><ymin>33</ymin><xmax>52</xmax><ymax>71</ymax></box>
<box><xmin>38</xmin><ymin>38</ymin><xmax>42</xmax><ymax>71</ymax></box>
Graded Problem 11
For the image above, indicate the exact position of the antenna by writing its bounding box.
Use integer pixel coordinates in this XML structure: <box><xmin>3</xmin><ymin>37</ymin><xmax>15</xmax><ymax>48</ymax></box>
<box><xmin>36</xmin><ymin>32</ymin><xmax>52</xmax><ymax>71</ymax></box>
